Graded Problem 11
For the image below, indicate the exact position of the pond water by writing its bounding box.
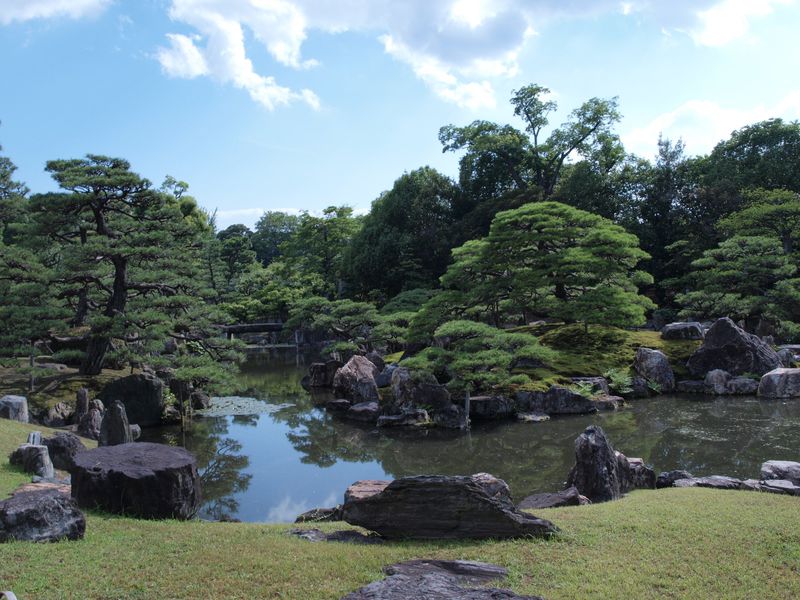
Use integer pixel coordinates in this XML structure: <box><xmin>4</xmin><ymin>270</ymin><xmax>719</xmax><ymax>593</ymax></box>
<box><xmin>143</xmin><ymin>351</ymin><xmax>800</xmax><ymax>523</ymax></box>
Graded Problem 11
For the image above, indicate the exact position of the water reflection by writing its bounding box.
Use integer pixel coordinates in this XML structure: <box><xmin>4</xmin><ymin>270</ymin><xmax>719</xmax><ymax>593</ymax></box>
<box><xmin>145</xmin><ymin>351</ymin><xmax>800</xmax><ymax>523</ymax></box>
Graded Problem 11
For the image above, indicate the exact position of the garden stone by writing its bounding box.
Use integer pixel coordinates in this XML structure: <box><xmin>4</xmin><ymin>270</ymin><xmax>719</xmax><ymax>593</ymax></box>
<box><xmin>98</xmin><ymin>400</ymin><xmax>134</xmax><ymax>446</ymax></box>
<box><xmin>469</xmin><ymin>395</ymin><xmax>515</xmax><ymax>419</ymax></box>
<box><xmin>677</xmin><ymin>380</ymin><xmax>705</xmax><ymax>393</ymax></box>
<box><xmin>570</xmin><ymin>377</ymin><xmax>610</xmax><ymax>395</ymax></box>
<box><xmin>334</xmin><ymin>356</ymin><xmax>380</xmax><ymax>403</ymax></box>
<box><xmin>289</xmin><ymin>528</ymin><xmax>383</xmax><ymax>544</ymax></box>
<box><xmin>341</xmin><ymin>473</ymin><xmax>557</xmax><ymax>540</ymax></box>
<box><xmin>758</xmin><ymin>368</ymin><xmax>800</xmax><ymax>398</ymax></box>
<box><xmin>432</xmin><ymin>404</ymin><xmax>468</xmax><ymax>429</ymax></box>
<box><xmin>761</xmin><ymin>460</ymin><xmax>800</xmax><ymax>485</ymax></box>
<box><xmin>672</xmin><ymin>475</ymin><xmax>743</xmax><ymax>490</ymax></box>
<box><xmin>704</xmin><ymin>370</ymin><xmax>759</xmax><ymax>395</ymax></box>
<box><xmin>308</xmin><ymin>360</ymin><xmax>343</xmax><ymax>388</ymax></box>
<box><xmin>516</xmin><ymin>412</ymin><xmax>550</xmax><ymax>423</ymax></box>
<box><xmin>190</xmin><ymin>390</ymin><xmax>211</xmax><ymax>410</ymax></box>
<box><xmin>74</xmin><ymin>388</ymin><xmax>90</xmax><ymax>422</ymax></box>
<box><xmin>594</xmin><ymin>395</ymin><xmax>624</xmax><ymax>411</ymax></box>
<box><xmin>342</xmin><ymin>572</ymin><xmax>542</xmax><ymax>600</ymax></box>
<box><xmin>77</xmin><ymin>405</ymin><xmax>103</xmax><ymax>440</ymax></box>
<box><xmin>42</xmin><ymin>432</ymin><xmax>86</xmax><ymax>472</ymax></box>
<box><xmin>345</xmin><ymin>401</ymin><xmax>380</xmax><ymax>422</ymax></box>
<box><xmin>9</xmin><ymin>444</ymin><xmax>55</xmax><ymax>479</ymax></box>
<box><xmin>515</xmin><ymin>386</ymin><xmax>597</xmax><ymax>415</ymax></box>
<box><xmin>390</xmin><ymin>367</ymin><xmax>452</xmax><ymax>412</ymax></box>
<box><xmin>71</xmin><ymin>442</ymin><xmax>200</xmax><ymax>519</ymax></box>
<box><xmin>100</xmin><ymin>372</ymin><xmax>165</xmax><ymax>427</ymax></box>
<box><xmin>517</xmin><ymin>486</ymin><xmax>589</xmax><ymax>510</ymax></box>
<box><xmin>375</xmin><ymin>364</ymin><xmax>398</xmax><ymax>388</ymax></box>
<box><xmin>344</xmin><ymin>480</ymin><xmax>391</xmax><ymax>503</ymax></box>
<box><xmin>656</xmin><ymin>470</ymin><xmax>694</xmax><ymax>489</ymax></box>
<box><xmin>687</xmin><ymin>317</ymin><xmax>780</xmax><ymax>377</ymax></box>
<box><xmin>294</xmin><ymin>506</ymin><xmax>343</xmax><ymax>523</ymax></box>
<box><xmin>325</xmin><ymin>398</ymin><xmax>352</xmax><ymax>412</ymax></box>
<box><xmin>778</xmin><ymin>348</ymin><xmax>796</xmax><ymax>368</ymax></box>
<box><xmin>632</xmin><ymin>348</ymin><xmax>675</xmax><ymax>392</ymax></box>
<box><xmin>377</xmin><ymin>409</ymin><xmax>431</xmax><ymax>427</ymax></box>
<box><xmin>365</xmin><ymin>351</ymin><xmax>386</xmax><ymax>372</ymax></box>
<box><xmin>0</xmin><ymin>489</ymin><xmax>85</xmax><ymax>543</ymax></box>
<box><xmin>0</xmin><ymin>395</ymin><xmax>28</xmax><ymax>423</ymax></box>
<box><xmin>41</xmin><ymin>402</ymin><xmax>74</xmax><ymax>427</ymax></box>
<box><xmin>661</xmin><ymin>322</ymin><xmax>705</xmax><ymax>340</ymax></box>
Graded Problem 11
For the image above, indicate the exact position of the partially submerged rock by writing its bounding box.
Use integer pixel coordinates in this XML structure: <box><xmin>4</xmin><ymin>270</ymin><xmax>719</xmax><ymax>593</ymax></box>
<box><xmin>632</xmin><ymin>347</ymin><xmax>675</xmax><ymax>393</ymax></box>
<box><xmin>345</xmin><ymin>401</ymin><xmax>380</xmax><ymax>422</ymax></box>
<box><xmin>703</xmin><ymin>370</ymin><xmax>759</xmax><ymax>395</ymax></box>
<box><xmin>515</xmin><ymin>386</ymin><xmax>597</xmax><ymax>416</ymax></box>
<box><xmin>517</xmin><ymin>486</ymin><xmax>589</xmax><ymax>510</ymax></box>
<box><xmin>377</xmin><ymin>409</ymin><xmax>431</xmax><ymax>428</ymax></box>
<box><xmin>469</xmin><ymin>395</ymin><xmax>515</xmax><ymax>420</ymax></box>
<box><xmin>71</xmin><ymin>442</ymin><xmax>201</xmax><ymax>519</ymax></box>
<box><xmin>761</xmin><ymin>460</ymin><xmax>800</xmax><ymax>485</ymax></box>
<box><xmin>390</xmin><ymin>367</ymin><xmax>452</xmax><ymax>413</ymax></box>
<box><xmin>334</xmin><ymin>356</ymin><xmax>380</xmax><ymax>403</ymax></box>
<box><xmin>677</xmin><ymin>380</ymin><xmax>705</xmax><ymax>394</ymax></box>
<box><xmin>661</xmin><ymin>322</ymin><xmax>705</xmax><ymax>340</ymax></box>
<box><xmin>308</xmin><ymin>360</ymin><xmax>343</xmax><ymax>388</ymax></box>
<box><xmin>758</xmin><ymin>368</ymin><xmax>800</xmax><ymax>398</ymax></box>
<box><xmin>686</xmin><ymin>317</ymin><xmax>780</xmax><ymax>377</ymax></box>
<box><xmin>516</xmin><ymin>412</ymin><xmax>550</xmax><ymax>423</ymax></box>
<box><xmin>341</xmin><ymin>474</ymin><xmax>557</xmax><ymax>540</ymax></box>
<box><xmin>0</xmin><ymin>395</ymin><xmax>28</xmax><ymax>423</ymax></box>
<box><xmin>0</xmin><ymin>489</ymin><xmax>85</xmax><ymax>543</ymax></box>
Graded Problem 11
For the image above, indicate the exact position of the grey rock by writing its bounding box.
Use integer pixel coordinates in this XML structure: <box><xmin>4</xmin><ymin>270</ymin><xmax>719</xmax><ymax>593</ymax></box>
<box><xmin>390</xmin><ymin>367</ymin><xmax>452</xmax><ymax>413</ymax></box>
<box><xmin>326</xmin><ymin>398</ymin><xmax>352</xmax><ymax>412</ymax></box>
<box><xmin>383</xmin><ymin>560</ymin><xmax>509</xmax><ymax>584</ymax></box>
<box><xmin>777</xmin><ymin>348</ymin><xmax>796</xmax><ymax>368</ymax></box>
<box><xmin>672</xmin><ymin>475</ymin><xmax>743</xmax><ymax>490</ymax></box>
<box><xmin>625</xmin><ymin>456</ymin><xmax>656</xmax><ymax>490</ymax></box>
<box><xmin>190</xmin><ymin>390</ymin><xmax>211</xmax><ymax>410</ymax></box>
<box><xmin>294</xmin><ymin>506</ymin><xmax>343</xmax><ymax>523</ymax></box>
<box><xmin>594</xmin><ymin>395</ymin><xmax>624</xmax><ymax>411</ymax></box>
<box><xmin>749</xmin><ymin>479</ymin><xmax>800</xmax><ymax>495</ymax></box>
<box><xmin>341</xmin><ymin>474</ymin><xmax>557</xmax><ymax>540</ymax></box>
<box><xmin>516</xmin><ymin>412</ymin><xmax>550</xmax><ymax>423</ymax></box>
<box><xmin>41</xmin><ymin>402</ymin><xmax>74</xmax><ymax>427</ymax></box>
<box><xmin>289</xmin><ymin>527</ymin><xmax>383</xmax><ymax>545</ymax></box>
<box><xmin>98</xmin><ymin>400</ymin><xmax>133</xmax><ymax>447</ymax></box>
<box><xmin>570</xmin><ymin>377</ymin><xmax>610</xmax><ymax>395</ymax></box>
<box><xmin>71</xmin><ymin>442</ymin><xmax>201</xmax><ymax>519</ymax></box>
<box><xmin>704</xmin><ymin>369</ymin><xmax>759</xmax><ymax>395</ymax></box>
<box><xmin>761</xmin><ymin>460</ymin><xmax>800</xmax><ymax>485</ymax></box>
<box><xmin>334</xmin><ymin>356</ymin><xmax>380</xmax><ymax>403</ymax></box>
<box><xmin>0</xmin><ymin>489</ymin><xmax>85</xmax><ymax>543</ymax></box>
<box><xmin>42</xmin><ymin>432</ymin><xmax>86</xmax><ymax>472</ymax></box>
<box><xmin>626</xmin><ymin>376</ymin><xmax>651</xmax><ymax>399</ymax></box>
<box><xmin>74</xmin><ymin>388</ymin><xmax>90</xmax><ymax>422</ymax></box>
<box><xmin>344</xmin><ymin>480</ymin><xmax>391</xmax><ymax>504</ymax></box>
<box><xmin>469</xmin><ymin>395</ymin><xmax>515</xmax><ymax>420</ymax></box>
<box><xmin>345</xmin><ymin>401</ymin><xmax>380</xmax><ymax>422</ymax></box>
<box><xmin>77</xmin><ymin>406</ymin><xmax>103</xmax><ymax>441</ymax></box>
<box><xmin>9</xmin><ymin>444</ymin><xmax>55</xmax><ymax>479</ymax></box>
<box><xmin>375</xmin><ymin>364</ymin><xmax>398</xmax><ymax>388</ymax></box>
<box><xmin>515</xmin><ymin>386</ymin><xmax>597</xmax><ymax>416</ymax></box>
<box><xmin>100</xmin><ymin>373</ymin><xmax>165</xmax><ymax>427</ymax></box>
<box><xmin>365</xmin><ymin>351</ymin><xmax>386</xmax><ymax>373</ymax></box>
<box><xmin>377</xmin><ymin>409</ymin><xmax>431</xmax><ymax>427</ymax></box>
<box><xmin>27</xmin><ymin>431</ymin><xmax>42</xmax><ymax>445</ymax></box>
<box><xmin>0</xmin><ymin>395</ymin><xmax>28</xmax><ymax>423</ymax></box>
<box><xmin>308</xmin><ymin>360</ymin><xmax>343</xmax><ymax>388</ymax></box>
<box><xmin>517</xmin><ymin>486</ymin><xmax>589</xmax><ymax>510</ymax></box>
<box><xmin>677</xmin><ymin>380</ymin><xmax>705</xmax><ymax>394</ymax></box>
<box><xmin>656</xmin><ymin>470</ymin><xmax>694</xmax><ymax>489</ymax></box>
<box><xmin>632</xmin><ymin>348</ymin><xmax>675</xmax><ymax>393</ymax></box>
<box><xmin>758</xmin><ymin>368</ymin><xmax>800</xmax><ymax>398</ymax></box>
<box><xmin>432</xmin><ymin>404</ymin><xmax>468</xmax><ymax>430</ymax></box>
<box><xmin>687</xmin><ymin>317</ymin><xmax>781</xmax><ymax>377</ymax></box>
<box><xmin>129</xmin><ymin>424</ymin><xmax>142</xmax><ymax>441</ymax></box>
<box><xmin>661</xmin><ymin>322</ymin><xmax>705</xmax><ymax>340</ymax></box>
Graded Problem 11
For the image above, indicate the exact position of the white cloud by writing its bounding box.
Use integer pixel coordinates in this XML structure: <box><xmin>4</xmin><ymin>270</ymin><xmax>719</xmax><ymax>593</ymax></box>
<box><xmin>157</xmin><ymin>34</ymin><xmax>208</xmax><ymax>78</ymax></box>
<box><xmin>689</xmin><ymin>0</ymin><xmax>794</xmax><ymax>47</ymax></box>
<box><xmin>0</xmin><ymin>0</ymin><xmax>110</xmax><ymax>24</ymax></box>
<box><xmin>623</xmin><ymin>91</ymin><xmax>800</xmax><ymax>158</ymax></box>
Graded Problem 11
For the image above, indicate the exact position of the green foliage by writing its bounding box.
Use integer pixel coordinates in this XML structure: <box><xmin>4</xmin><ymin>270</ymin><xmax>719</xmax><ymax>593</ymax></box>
<box><xmin>380</xmin><ymin>288</ymin><xmax>436</xmax><ymax>314</ymax></box>
<box><xmin>251</xmin><ymin>211</ymin><xmax>300</xmax><ymax>266</ymax></box>
<box><xmin>287</xmin><ymin>296</ymin><xmax>379</xmax><ymax>352</ymax></box>
<box><xmin>603</xmin><ymin>367</ymin><xmax>633</xmax><ymax>395</ymax></box>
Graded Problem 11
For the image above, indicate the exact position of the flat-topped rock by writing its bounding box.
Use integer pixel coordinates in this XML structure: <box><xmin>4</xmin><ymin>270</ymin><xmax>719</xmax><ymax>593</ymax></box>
<box><xmin>345</xmin><ymin>401</ymin><xmax>380</xmax><ymax>422</ymax></box>
<box><xmin>758</xmin><ymin>368</ymin><xmax>800</xmax><ymax>398</ymax></box>
<box><xmin>517</xmin><ymin>486</ymin><xmax>589</xmax><ymax>510</ymax></box>
<box><xmin>672</xmin><ymin>475</ymin><xmax>743</xmax><ymax>490</ymax></box>
<box><xmin>341</xmin><ymin>474</ymin><xmax>557</xmax><ymax>540</ymax></box>
<box><xmin>0</xmin><ymin>489</ymin><xmax>85</xmax><ymax>543</ymax></box>
<box><xmin>344</xmin><ymin>480</ymin><xmax>391</xmax><ymax>504</ymax></box>
<box><xmin>761</xmin><ymin>460</ymin><xmax>800</xmax><ymax>485</ymax></box>
<box><xmin>9</xmin><ymin>444</ymin><xmax>54</xmax><ymax>479</ymax></box>
<box><xmin>0</xmin><ymin>395</ymin><xmax>28</xmax><ymax>423</ymax></box>
<box><xmin>661</xmin><ymin>322</ymin><xmax>705</xmax><ymax>340</ymax></box>
<box><xmin>71</xmin><ymin>442</ymin><xmax>200</xmax><ymax>519</ymax></box>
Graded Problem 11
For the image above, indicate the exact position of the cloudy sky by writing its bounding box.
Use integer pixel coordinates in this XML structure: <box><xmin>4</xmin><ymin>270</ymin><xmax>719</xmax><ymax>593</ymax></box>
<box><xmin>2</xmin><ymin>0</ymin><xmax>799</xmax><ymax>227</ymax></box>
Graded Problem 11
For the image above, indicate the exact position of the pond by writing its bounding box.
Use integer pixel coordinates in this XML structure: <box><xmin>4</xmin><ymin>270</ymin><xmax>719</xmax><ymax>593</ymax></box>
<box><xmin>143</xmin><ymin>351</ymin><xmax>800</xmax><ymax>523</ymax></box>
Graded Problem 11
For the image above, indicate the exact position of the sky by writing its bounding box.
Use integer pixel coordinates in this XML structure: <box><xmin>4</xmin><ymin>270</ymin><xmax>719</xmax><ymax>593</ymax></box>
<box><xmin>1</xmin><ymin>0</ymin><xmax>799</xmax><ymax>228</ymax></box>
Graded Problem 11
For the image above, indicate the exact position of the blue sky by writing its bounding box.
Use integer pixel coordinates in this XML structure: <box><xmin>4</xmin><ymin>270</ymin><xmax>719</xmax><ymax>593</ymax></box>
<box><xmin>1</xmin><ymin>0</ymin><xmax>799</xmax><ymax>228</ymax></box>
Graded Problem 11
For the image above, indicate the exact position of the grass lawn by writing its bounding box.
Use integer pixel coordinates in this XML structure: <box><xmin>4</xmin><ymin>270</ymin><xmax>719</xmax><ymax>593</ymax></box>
<box><xmin>1</xmin><ymin>419</ymin><xmax>799</xmax><ymax>599</ymax></box>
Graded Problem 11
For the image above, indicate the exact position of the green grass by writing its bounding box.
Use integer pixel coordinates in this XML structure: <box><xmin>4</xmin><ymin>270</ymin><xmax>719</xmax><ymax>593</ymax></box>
<box><xmin>1</xmin><ymin>419</ymin><xmax>799</xmax><ymax>599</ymax></box>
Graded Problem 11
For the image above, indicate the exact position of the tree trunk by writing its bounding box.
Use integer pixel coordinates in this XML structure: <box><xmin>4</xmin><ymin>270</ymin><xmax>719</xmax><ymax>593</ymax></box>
<box><xmin>464</xmin><ymin>388</ymin><xmax>471</xmax><ymax>431</ymax></box>
<box><xmin>29</xmin><ymin>341</ymin><xmax>35</xmax><ymax>393</ymax></box>
<box><xmin>79</xmin><ymin>256</ymin><xmax>128</xmax><ymax>376</ymax></box>
<box><xmin>81</xmin><ymin>336</ymin><xmax>110</xmax><ymax>375</ymax></box>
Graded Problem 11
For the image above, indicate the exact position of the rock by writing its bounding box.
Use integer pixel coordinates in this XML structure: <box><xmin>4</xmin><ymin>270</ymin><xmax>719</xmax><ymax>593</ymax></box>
<box><xmin>365</xmin><ymin>351</ymin><xmax>386</xmax><ymax>373</ymax></box>
<box><xmin>0</xmin><ymin>395</ymin><xmax>28</xmax><ymax>423</ymax></box>
<box><xmin>308</xmin><ymin>360</ymin><xmax>343</xmax><ymax>388</ymax></box>
<box><xmin>190</xmin><ymin>390</ymin><xmax>211</xmax><ymax>410</ymax></box>
<box><xmin>341</xmin><ymin>474</ymin><xmax>558</xmax><ymax>540</ymax></box>
<box><xmin>0</xmin><ymin>489</ymin><xmax>85</xmax><ymax>543</ymax></box>
<box><xmin>516</xmin><ymin>412</ymin><xmax>550</xmax><ymax>423</ymax></box>
<box><xmin>749</xmin><ymin>479</ymin><xmax>800</xmax><ymax>495</ymax></box>
<box><xmin>11</xmin><ymin>480</ymin><xmax>71</xmax><ymax>497</ymax></box>
<box><xmin>469</xmin><ymin>395</ymin><xmax>515</xmax><ymax>420</ymax></box>
<box><xmin>41</xmin><ymin>402</ymin><xmax>74</xmax><ymax>427</ymax></box>
<box><xmin>377</xmin><ymin>409</ymin><xmax>431</xmax><ymax>427</ymax></box>
<box><xmin>375</xmin><ymin>364</ymin><xmax>398</xmax><ymax>388</ymax></box>
<box><xmin>71</xmin><ymin>442</ymin><xmax>201</xmax><ymax>519</ymax></box>
<box><xmin>515</xmin><ymin>386</ymin><xmax>597</xmax><ymax>416</ymax></box>
<box><xmin>704</xmin><ymin>369</ymin><xmax>759</xmax><ymax>395</ymax></box>
<box><xmin>344</xmin><ymin>480</ymin><xmax>391</xmax><ymax>504</ymax></box>
<box><xmin>570</xmin><ymin>377</ymin><xmax>610</xmax><ymax>395</ymax></box>
<box><xmin>294</xmin><ymin>506</ymin><xmax>343</xmax><ymax>523</ymax></box>
<box><xmin>74</xmin><ymin>388</ymin><xmax>90</xmax><ymax>422</ymax></box>
<box><xmin>9</xmin><ymin>444</ymin><xmax>55</xmax><ymax>479</ymax></box>
<box><xmin>129</xmin><ymin>424</ymin><xmax>141</xmax><ymax>441</ymax></box>
<box><xmin>100</xmin><ymin>373</ymin><xmax>165</xmax><ymax>427</ymax></box>
<box><xmin>517</xmin><ymin>486</ymin><xmax>589</xmax><ymax>510</ymax></box>
<box><xmin>594</xmin><ymin>395</ymin><xmax>624</xmax><ymax>411</ymax></box>
<box><xmin>325</xmin><ymin>398</ymin><xmax>352</xmax><ymax>412</ymax></box>
<box><xmin>565</xmin><ymin>425</ymin><xmax>652</xmax><ymax>503</ymax></box>
<box><xmin>432</xmin><ymin>404</ymin><xmax>468</xmax><ymax>430</ymax></box>
<box><xmin>626</xmin><ymin>376</ymin><xmax>651</xmax><ymax>399</ymax></box>
<box><xmin>656</xmin><ymin>470</ymin><xmax>694</xmax><ymax>489</ymax></box>
<box><xmin>98</xmin><ymin>400</ymin><xmax>134</xmax><ymax>447</ymax></box>
<box><xmin>345</xmin><ymin>401</ymin><xmax>380</xmax><ymax>422</ymax></box>
<box><xmin>289</xmin><ymin>528</ymin><xmax>383</xmax><ymax>545</ymax></box>
<box><xmin>777</xmin><ymin>348</ymin><xmax>796</xmax><ymax>368</ymax></box>
<box><xmin>383</xmin><ymin>560</ymin><xmax>509</xmax><ymax>584</ymax></box>
<box><xmin>27</xmin><ymin>431</ymin><xmax>42</xmax><ymax>445</ymax></box>
<box><xmin>632</xmin><ymin>348</ymin><xmax>675</xmax><ymax>393</ymax></box>
<box><xmin>42</xmin><ymin>432</ymin><xmax>86</xmax><ymax>472</ymax></box>
<box><xmin>661</xmin><ymin>322</ymin><xmax>705</xmax><ymax>340</ymax></box>
<box><xmin>333</xmin><ymin>356</ymin><xmax>380</xmax><ymax>403</ymax></box>
<box><xmin>758</xmin><ymin>368</ymin><xmax>800</xmax><ymax>398</ymax></box>
<box><xmin>672</xmin><ymin>475</ymin><xmax>743</xmax><ymax>490</ymax></box>
<box><xmin>77</xmin><ymin>405</ymin><xmax>103</xmax><ymax>441</ymax></box>
<box><xmin>676</xmin><ymin>380</ymin><xmax>705</xmax><ymax>394</ymax></box>
<box><xmin>761</xmin><ymin>460</ymin><xmax>800</xmax><ymax>485</ymax></box>
<box><xmin>390</xmin><ymin>367</ymin><xmax>452</xmax><ymax>413</ymax></box>
<box><xmin>686</xmin><ymin>317</ymin><xmax>781</xmax><ymax>377</ymax></box>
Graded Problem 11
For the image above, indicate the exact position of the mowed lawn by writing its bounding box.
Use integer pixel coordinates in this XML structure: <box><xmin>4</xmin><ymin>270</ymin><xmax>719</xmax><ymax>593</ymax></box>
<box><xmin>0</xmin><ymin>419</ymin><xmax>799</xmax><ymax>599</ymax></box>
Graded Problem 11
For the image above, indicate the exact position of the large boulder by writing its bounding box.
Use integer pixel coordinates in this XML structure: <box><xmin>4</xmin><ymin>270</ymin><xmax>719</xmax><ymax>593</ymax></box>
<box><xmin>100</xmin><ymin>373</ymin><xmax>165</xmax><ymax>427</ymax></box>
<box><xmin>333</xmin><ymin>356</ymin><xmax>380</xmax><ymax>403</ymax></box>
<box><xmin>469</xmin><ymin>396</ymin><xmax>515</xmax><ymax>420</ymax></box>
<box><xmin>341</xmin><ymin>473</ymin><xmax>557</xmax><ymax>540</ymax></box>
<box><xmin>761</xmin><ymin>460</ymin><xmax>800</xmax><ymax>485</ymax></box>
<box><xmin>98</xmin><ymin>400</ymin><xmax>134</xmax><ymax>446</ymax></box>
<box><xmin>432</xmin><ymin>404</ymin><xmax>468</xmax><ymax>430</ymax></box>
<box><xmin>704</xmin><ymin>370</ymin><xmax>759</xmax><ymax>395</ymax></box>
<box><xmin>42</xmin><ymin>432</ymin><xmax>86</xmax><ymax>472</ymax></box>
<box><xmin>0</xmin><ymin>489</ymin><xmax>85</xmax><ymax>543</ymax></box>
<box><xmin>777</xmin><ymin>348</ymin><xmax>796</xmax><ymax>368</ymax></box>
<box><xmin>375</xmin><ymin>364</ymin><xmax>398</xmax><ymax>388</ymax></box>
<box><xmin>71</xmin><ymin>442</ymin><xmax>201</xmax><ymax>519</ymax></box>
<box><xmin>565</xmin><ymin>425</ymin><xmax>653</xmax><ymax>503</ymax></box>
<box><xmin>686</xmin><ymin>317</ymin><xmax>781</xmax><ymax>377</ymax></box>
<box><xmin>308</xmin><ymin>360</ymin><xmax>343</xmax><ymax>388</ymax></box>
<box><xmin>661</xmin><ymin>322</ymin><xmax>704</xmax><ymax>340</ymax></box>
<box><xmin>515</xmin><ymin>386</ymin><xmax>597</xmax><ymax>416</ymax></box>
<box><xmin>0</xmin><ymin>395</ymin><xmax>28</xmax><ymax>423</ymax></box>
<box><xmin>390</xmin><ymin>368</ymin><xmax>452</xmax><ymax>413</ymax></box>
<box><xmin>758</xmin><ymin>368</ymin><xmax>800</xmax><ymax>398</ymax></box>
<box><xmin>344</xmin><ymin>480</ymin><xmax>391</xmax><ymax>504</ymax></box>
<box><xmin>632</xmin><ymin>348</ymin><xmax>675</xmax><ymax>393</ymax></box>
<box><xmin>9</xmin><ymin>443</ymin><xmax>55</xmax><ymax>479</ymax></box>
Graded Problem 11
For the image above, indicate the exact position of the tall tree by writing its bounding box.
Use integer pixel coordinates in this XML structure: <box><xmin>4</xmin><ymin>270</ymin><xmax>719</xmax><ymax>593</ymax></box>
<box><xmin>251</xmin><ymin>211</ymin><xmax>300</xmax><ymax>266</ymax></box>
